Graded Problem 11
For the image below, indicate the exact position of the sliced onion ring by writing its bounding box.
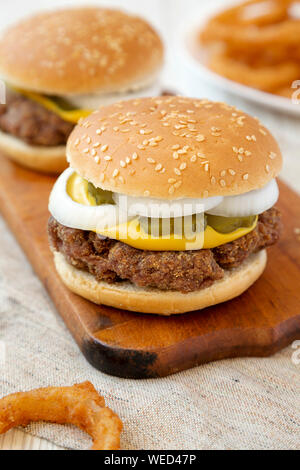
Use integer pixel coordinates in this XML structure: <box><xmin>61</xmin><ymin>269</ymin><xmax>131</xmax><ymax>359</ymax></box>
<box><xmin>207</xmin><ymin>179</ymin><xmax>279</xmax><ymax>217</ymax></box>
<box><xmin>113</xmin><ymin>193</ymin><xmax>223</xmax><ymax>218</ymax></box>
<box><xmin>49</xmin><ymin>168</ymin><xmax>129</xmax><ymax>231</ymax></box>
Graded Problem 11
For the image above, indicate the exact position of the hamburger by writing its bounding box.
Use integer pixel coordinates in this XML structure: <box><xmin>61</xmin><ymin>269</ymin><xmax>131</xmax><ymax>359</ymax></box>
<box><xmin>0</xmin><ymin>8</ymin><xmax>163</xmax><ymax>173</ymax></box>
<box><xmin>48</xmin><ymin>96</ymin><xmax>282</xmax><ymax>315</ymax></box>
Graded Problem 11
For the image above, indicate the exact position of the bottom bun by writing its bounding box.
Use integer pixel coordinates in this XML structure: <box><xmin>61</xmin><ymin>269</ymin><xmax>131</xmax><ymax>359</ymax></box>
<box><xmin>53</xmin><ymin>249</ymin><xmax>267</xmax><ymax>315</ymax></box>
<box><xmin>0</xmin><ymin>130</ymin><xmax>67</xmax><ymax>174</ymax></box>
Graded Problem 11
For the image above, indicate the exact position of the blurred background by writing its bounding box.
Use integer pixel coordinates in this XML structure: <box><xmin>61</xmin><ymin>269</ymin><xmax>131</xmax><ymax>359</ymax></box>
<box><xmin>1</xmin><ymin>0</ymin><xmax>299</xmax><ymax>190</ymax></box>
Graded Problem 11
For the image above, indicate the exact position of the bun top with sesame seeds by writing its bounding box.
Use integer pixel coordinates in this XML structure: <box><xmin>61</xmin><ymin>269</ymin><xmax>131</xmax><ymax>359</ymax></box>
<box><xmin>67</xmin><ymin>96</ymin><xmax>282</xmax><ymax>200</ymax></box>
<box><xmin>0</xmin><ymin>8</ymin><xmax>163</xmax><ymax>96</ymax></box>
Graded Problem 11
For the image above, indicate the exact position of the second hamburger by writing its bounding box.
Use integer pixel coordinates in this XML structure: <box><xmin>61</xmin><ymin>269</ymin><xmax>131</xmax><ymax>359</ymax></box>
<box><xmin>0</xmin><ymin>8</ymin><xmax>163</xmax><ymax>173</ymax></box>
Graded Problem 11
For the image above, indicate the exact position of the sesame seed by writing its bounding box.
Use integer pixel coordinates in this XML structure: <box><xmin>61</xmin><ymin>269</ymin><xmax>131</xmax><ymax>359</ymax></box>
<box><xmin>144</xmin><ymin>190</ymin><xmax>150</xmax><ymax>197</ymax></box>
<box><xmin>168</xmin><ymin>178</ymin><xmax>176</xmax><ymax>184</ymax></box>
<box><xmin>155</xmin><ymin>163</ymin><xmax>162</xmax><ymax>171</ymax></box>
<box><xmin>112</xmin><ymin>169</ymin><xmax>119</xmax><ymax>178</ymax></box>
<box><xmin>101</xmin><ymin>145</ymin><xmax>108</xmax><ymax>152</ymax></box>
<box><xmin>132</xmin><ymin>152</ymin><xmax>138</xmax><ymax>160</ymax></box>
<box><xmin>83</xmin><ymin>148</ymin><xmax>89</xmax><ymax>154</ymax></box>
<box><xmin>172</xmin><ymin>144</ymin><xmax>180</xmax><ymax>150</ymax></box>
<box><xmin>220</xmin><ymin>179</ymin><xmax>226</xmax><ymax>187</ymax></box>
<box><xmin>173</xmin><ymin>152</ymin><xmax>179</xmax><ymax>160</ymax></box>
<box><xmin>94</xmin><ymin>156</ymin><xmax>100</xmax><ymax>163</ymax></box>
<box><xmin>93</xmin><ymin>142</ymin><xmax>101</xmax><ymax>148</ymax></box>
<box><xmin>120</xmin><ymin>160</ymin><xmax>126</xmax><ymax>167</ymax></box>
<box><xmin>174</xmin><ymin>168</ymin><xmax>181</xmax><ymax>176</ymax></box>
<box><xmin>238</xmin><ymin>155</ymin><xmax>243</xmax><ymax>162</ymax></box>
<box><xmin>211</xmin><ymin>176</ymin><xmax>216</xmax><ymax>184</ymax></box>
<box><xmin>220</xmin><ymin>170</ymin><xmax>226</xmax><ymax>177</ymax></box>
<box><xmin>96</xmin><ymin>129</ymin><xmax>102</xmax><ymax>135</ymax></box>
<box><xmin>233</xmin><ymin>147</ymin><xmax>238</xmax><ymax>153</ymax></box>
<box><xmin>147</xmin><ymin>158</ymin><xmax>155</xmax><ymax>164</ymax></box>
<box><xmin>238</xmin><ymin>148</ymin><xmax>244</xmax><ymax>154</ymax></box>
<box><xmin>179</xmin><ymin>162</ymin><xmax>187</xmax><ymax>170</ymax></box>
<box><xmin>259</xmin><ymin>128</ymin><xmax>267</xmax><ymax>136</ymax></box>
<box><xmin>91</xmin><ymin>149</ymin><xmax>97</xmax><ymax>156</ymax></box>
<box><xmin>245</xmin><ymin>151</ymin><xmax>252</xmax><ymax>157</ymax></box>
<box><xmin>126</xmin><ymin>157</ymin><xmax>131</xmax><ymax>164</ymax></box>
<box><xmin>74</xmin><ymin>138</ymin><xmax>80</xmax><ymax>146</ymax></box>
<box><xmin>196</xmin><ymin>135</ymin><xmax>205</xmax><ymax>142</ymax></box>
<box><xmin>86</xmin><ymin>137</ymin><xmax>91</xmax><ymax>144</ymax></box>
<box><xmin>104</xmin><ymin>156</ymin><xmax>112</xmax><ymax>161</ymax></box>
<box><xmin>113</xmin><ymin>127</ymin><xmax>119</xmax><ymax>132</ymax></box>
<box><xmin>228</xmin><ymin>169</ymin><xmax>236</xmax><ymax>176</ymax></box>
<box><xmin>266</xmin><ymin>164</ymin><xmax>270</xmax><ymax>173</ymax></box>
<box><xmin>168</xmin><ymin>186</ymin><xmax>175</xmax><ymax>195</ymax></box>
<box><xmin>243</xmin><ymin>173</ymin><xmax>249</xmax><ymax>180</ymax></box>
<box><xmin>129</xmin><ymin>169</ymin><xmax>136</xmax><ymax>176</ymax></box>
<box><xmin>190</xmin><ymin>155</ymin><xmax>197</xmax><ymax>162</ymax></box>
<box><xmin>204</xmin><ymin>163</ymin><xmax>209</xmax><ymax>172</ymax></box>
<box><xmin>118</xmin><ymin>176</ymin><xmax>125</xmax><ymax>184</ymax></box>
<box><xmin>251</xmin><ymin>135</ymin><xmax>257</xmax><ymax>141</ymax></box>
<box><xmin>269</xmin><ymin>152</ymin><xmax>277</xmax><ymax>159</ymax></box>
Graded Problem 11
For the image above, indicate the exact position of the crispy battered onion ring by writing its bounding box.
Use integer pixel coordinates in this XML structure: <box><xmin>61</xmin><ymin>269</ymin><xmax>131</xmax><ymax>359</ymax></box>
<box><xmin>209</xmin><ymin>53</ymin><xmax>300</xmax><ymax>92</ymax></box>
<box><xmin>201</xmin><ymin>0</ymin><xmax>298</xmax><ymax>48</ymax></box>
<box><xmin>0</xmin><ymin>382</ymin><xmax>122</xmax><ymax>450</ymax></box>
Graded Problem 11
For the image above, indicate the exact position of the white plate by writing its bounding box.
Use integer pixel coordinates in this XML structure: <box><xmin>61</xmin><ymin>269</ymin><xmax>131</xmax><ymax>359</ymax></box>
<box><xmin>178</xmin><ymin>2</ymin><xmax>300</xmax><ymax>117</ymax></box>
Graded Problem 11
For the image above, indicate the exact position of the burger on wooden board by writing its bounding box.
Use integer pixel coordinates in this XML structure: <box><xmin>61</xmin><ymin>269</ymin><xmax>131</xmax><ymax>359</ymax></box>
<box><xmin>48</xmin><ymin>96</ymin><xmax>282</xmax><ymax>315</ymax></box>
<box><xmin>0</xmin><ymin>8</ymin><xmax>163</xmax><ymax>173</ymax></box>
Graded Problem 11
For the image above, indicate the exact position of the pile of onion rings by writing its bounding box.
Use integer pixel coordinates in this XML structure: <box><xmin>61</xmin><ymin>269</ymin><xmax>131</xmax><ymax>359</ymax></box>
<box><xmin>0</xmin><ymin>382</ymin><xmax>122</xmax><ymax>450</ymax></box>
<box><xmin>199</xmin><ymin>0</ymin><xmax>300</xmax><ymax>98</ymax></box>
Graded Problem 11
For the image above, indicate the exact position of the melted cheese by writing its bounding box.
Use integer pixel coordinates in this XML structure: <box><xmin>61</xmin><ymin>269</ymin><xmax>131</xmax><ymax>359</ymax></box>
<box><xmin>14</xmin><ymin>89</ymin><xmax>92</xmax><ymax>124</ymax></box>
<box><xmin>67</xmin><ymin>174</ymin><xmax>258</xmax><ymax>251</ymax></box>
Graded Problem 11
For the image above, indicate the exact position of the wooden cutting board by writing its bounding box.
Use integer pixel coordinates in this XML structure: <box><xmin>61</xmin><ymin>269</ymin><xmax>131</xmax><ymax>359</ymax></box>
<box><xmin>0</xmin><ymin>154</ymin><xmax>299</xmax><ymax>379</ymax></box>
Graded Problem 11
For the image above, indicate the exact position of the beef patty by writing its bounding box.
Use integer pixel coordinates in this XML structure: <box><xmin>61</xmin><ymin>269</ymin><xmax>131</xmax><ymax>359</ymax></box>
<box><xmin>0</xmin><ymin>90</ymin><xmax>175</xmax><ymax>148</ymax></box>
<box><xmin>0</xmin><ymin>91</ymin><xmax>74</xmax><ymax>146</ymax></box>
<box><xmin>48</xmin><ymin>207</ymin><xmax>281</xmax><ymax>293</ymax></box>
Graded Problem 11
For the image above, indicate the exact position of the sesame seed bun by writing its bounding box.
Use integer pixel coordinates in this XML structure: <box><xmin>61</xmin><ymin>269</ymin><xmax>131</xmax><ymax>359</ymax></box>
<box><xmin>0</xmin><ymin>130</ymin><xmax>67</xmax><ymax>174</ymax></box>
<box><xmin>53</xmin><ymin>249</ymin><xmax>267</xmax><ymax>315</ymax></box>
<box><xmin>67</xmin><ymin>97</ymin><xmax>282</xmax><ymax>200</ymax></box>
<box><xmin>0</xmin><ymin>8</ymin><xmax>163</xmax><ymax>96</ymax></box>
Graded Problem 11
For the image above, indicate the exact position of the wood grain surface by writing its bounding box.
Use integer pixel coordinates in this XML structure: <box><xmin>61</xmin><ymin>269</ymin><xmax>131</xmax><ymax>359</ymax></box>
<box><xmin>0</xmin><ymin>154</ymin><xmax>299</xmax><ymax>379</ymax></box>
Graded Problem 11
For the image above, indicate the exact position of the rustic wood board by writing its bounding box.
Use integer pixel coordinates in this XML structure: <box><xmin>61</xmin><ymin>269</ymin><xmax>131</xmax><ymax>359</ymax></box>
<box><xmin>0</xmin><ymin>153</ymin><xmax>299</xmax><ymax>379</ymax></box>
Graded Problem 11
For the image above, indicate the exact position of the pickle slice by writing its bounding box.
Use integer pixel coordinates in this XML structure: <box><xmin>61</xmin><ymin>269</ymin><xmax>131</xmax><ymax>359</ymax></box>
<box><xmin>88</xmin><ymin>183</ymin><xmax>115</xmax><ymax>205</ymax></box>
<box><xmin>139</xmin><ymin>214</ymin><xmax>207</xmax><ymax>237</ymax></box>
<box><xmin>206</xmin><ymin>214</ymin><xmax>256</xmax><ymax>233</ymax></box>
<box><xmin>48</xmin><ymin>95</ymin><xmax>77</xmax><ymax>111</ymax></box>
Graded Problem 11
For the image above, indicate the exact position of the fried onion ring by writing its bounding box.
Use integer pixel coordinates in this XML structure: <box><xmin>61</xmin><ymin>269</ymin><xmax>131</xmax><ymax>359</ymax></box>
<box><xmin>209</xmin><ymin>52</ymin><xmax>300</xmax><ymax>92</ymax></box>
<box><xmin>207</xmin><ymin>0</ymin><xmax>291</xmax><ymax>27</ymax></box>
<box><xmin>0</xmin><ymin>382</ymin><xmax>122</xmax><ymax>450</ymax></box>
